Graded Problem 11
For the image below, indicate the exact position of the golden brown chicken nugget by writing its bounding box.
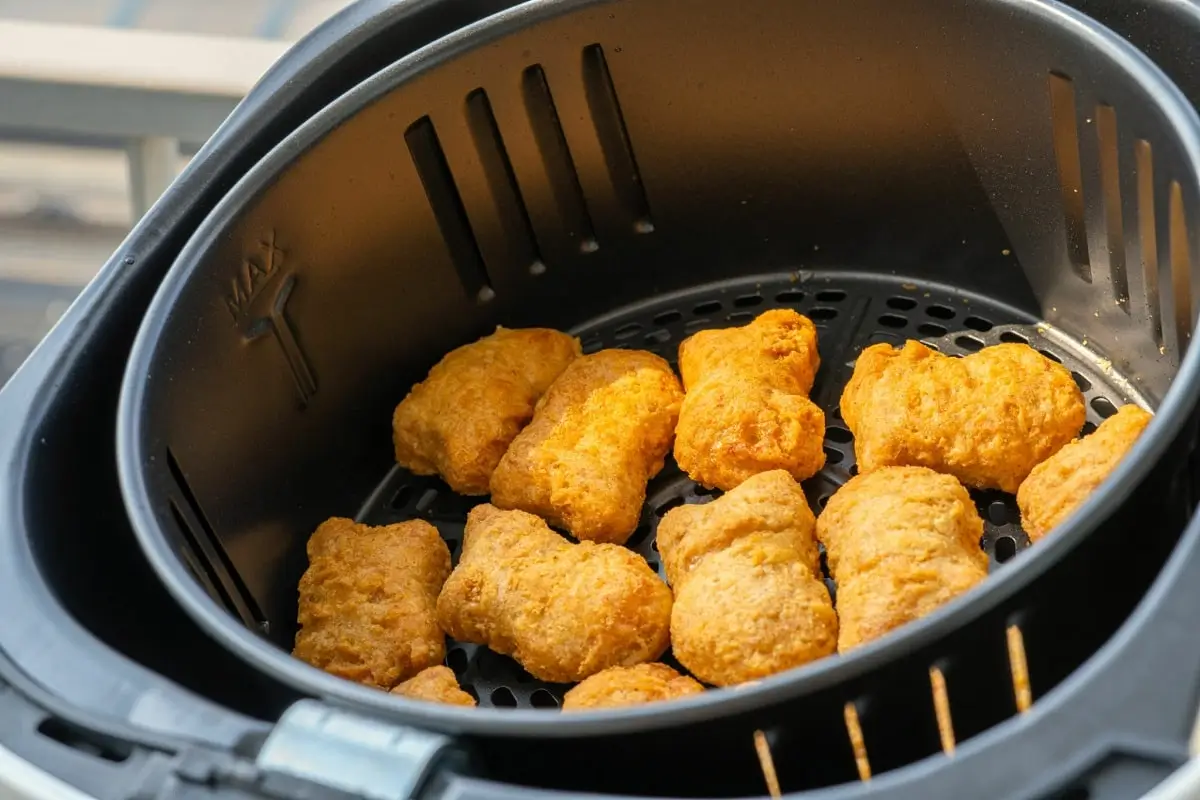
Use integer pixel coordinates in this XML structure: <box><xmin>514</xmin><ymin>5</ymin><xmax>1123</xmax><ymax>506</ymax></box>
<box><xmin>436</xmin><ymin>505</ymin><xmax>673</xmax><ymax>683</ymax></box>
<box><xmin>841</xmin><ymin>341</ymin><xmax>1085</xmax><ymax>492</ymax></box>
<box><xmin>294</xmin><ymin>518</ymin><xmax>451</xmax><ymax>689</ymax></box>
<box><xmin>489</xmin><ymin>349</ymin><xmax>684</xmax><ymax>544</ymax></box>
<box><xmin>1018</xmin><ymin>404</ymin><xmax>1152</xmax><ymax>542</ymax></box>
<box><xmin>390</xmin><ymin>666</ymin><xmax>477</xmax><ymax>707</ymax></box>
<box><xmin>656</xmin><ymin>471</ymin><xmax>837</xmax><ymax>686</ymax></box>
<box><xmin>562</xmin><ymin>664</ymin><xmax>704</xmax><ymax>710</ymax></box>
<box><xmin>674</xmin><ymin>309</ymin><xmax>825</xmax><ymax>491</ymax></box>
<box><xmin>816</xmin><ymin>467</ymin><xmax>988</xmax><ymax>651</ymax></box>
<box><xmin>393</xmin><ymin>327</ymin><xmax>580</xmax><ymax>495</ymax></box>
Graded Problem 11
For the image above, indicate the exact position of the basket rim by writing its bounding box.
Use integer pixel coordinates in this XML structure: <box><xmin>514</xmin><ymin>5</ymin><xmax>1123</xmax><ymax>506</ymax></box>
<box><xmin>117</xmin><ymin>0</ymin><xmax>1200</xmax><ymax>737</ymax></box>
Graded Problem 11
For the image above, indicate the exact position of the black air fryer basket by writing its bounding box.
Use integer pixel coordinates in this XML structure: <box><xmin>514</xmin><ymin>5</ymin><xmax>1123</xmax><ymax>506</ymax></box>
<box><xmin>100</xmin><ymin>0</ymin><xmax>1200</xmax><ymax>795</ymax></box>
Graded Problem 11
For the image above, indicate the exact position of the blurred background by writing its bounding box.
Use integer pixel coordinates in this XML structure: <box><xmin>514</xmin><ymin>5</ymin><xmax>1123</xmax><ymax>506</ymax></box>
<box><xmin>0</xmin><ymin>0</ymin><xmax>354</xmax><ymax>386</ymax></box>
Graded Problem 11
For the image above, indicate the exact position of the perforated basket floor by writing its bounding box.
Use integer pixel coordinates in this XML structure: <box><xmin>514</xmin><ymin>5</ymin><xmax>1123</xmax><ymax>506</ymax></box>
<box><xmin>359</xmin><ymin>270</ymin><xmax>1147</xmax><ymax>708</ymax></box>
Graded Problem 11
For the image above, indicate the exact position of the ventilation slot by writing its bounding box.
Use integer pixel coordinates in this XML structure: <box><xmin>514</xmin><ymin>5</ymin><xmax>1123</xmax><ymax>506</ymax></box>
<box><xmin>1048</xmin><ymin>73</ymin><xmax>1091</xmax><ymax>282</ymax></box>
<box><xmin>1170</xmin><ymin>182</ymin><xmax>1193</xmax><ymax>352</ymax></box>
<box><xmin>466</xmin><ymin>89</ymin><xmax>545</xmax><ymax>276</ymax></box>
<box><xmin>1007</xmin><ymin>623</ymin><xmax>1033</xmax><ymax>713</ymax></box>
<box><xmin>843</xmin><ymin>702</ymin><xmax>871</xmax><ymax>780</ymax></box>
<box><xmin>172</xmin><ymin>504</ymin><xmax>227</xmax><ymax>606</ymax></box>
<box><xmin>582</xmin><ymin>44</ymin><xmax>654</xmax><ymax>234</ymax></box>
<box><xmin>929</xmin><ymin>667</ymin><xmax>956</xmax><ymax>755</ymax></box>
<box><xmin>166</xmin><ymin>449</ymin><xmax>269</xmax><ymax>634</ymax></box>
<box><xmin>37</xmin><ymin>717</ymin><xmax>131</xmax><ymax>763</ymax></box>
<box><xmin>1135</xmin><ymin>140</ymin><xmax>1163</xmax><ymax>346</ymax></box>
<box><xmin>522</xmin><ymin>64</ymin><xmax>598</xmax><ymax>253</ymax></box>
<box><xmin>1095</xmin><ymin>104</ymin><xmax>1128</xmax><ymax>311</ymax></box>
<box><xmin>754</xmin><ymin>730</ymin><xmax>782</xmax><ymax>798</ymax></box>
<box><xmin>406</xmin><ymin>116</ymin><xmax>495</xmax><ymax>303</ymax></box>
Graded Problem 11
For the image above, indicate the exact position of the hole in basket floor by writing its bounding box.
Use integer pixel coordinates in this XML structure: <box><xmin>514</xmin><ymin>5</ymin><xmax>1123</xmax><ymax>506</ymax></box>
<box><xmin>994</xmin><ymin>536</ymin><xmax>1018</xmax><ymax>563</ymax></box>
<box><xmin>448</xmin><ymin>647</ymin><xmax>469</xmax><ymax>675</ymax></box>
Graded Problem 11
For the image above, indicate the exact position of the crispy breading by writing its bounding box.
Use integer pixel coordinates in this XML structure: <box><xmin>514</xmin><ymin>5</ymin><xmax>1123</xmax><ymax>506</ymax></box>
<box><xmin>489</xmin><ymin>349</ymin><xmax>683</xmax><ymax>544</ymax></box>
<box><xmin>674</xmin><ymin>309</ymin><xmax>826</xmax><ymax>491</ymax></box>
<box><xmin>436</xmin><ymin>505</ymin><xmax>673</xmax><ymax>683</ymax></box>
<box><xmin>561</xmin><ymin>664</ymin><xmax>704</xmax><ymax>710</ymax></box>
<box><xmin>656</xmin><ymin>470</ymin><xmax>837</xmax><ymax>686</ymax></box>
<box><xmin>390</xmin><ymin>666</ymin><xmax>476</xmax><ymax>707</ymax></box>
<box><xmin>840</xmin><ymin>341</ymin><xmax>1085</xmax><ymax>492</ymax></box>
<box><xmin>392</xmin><ymin>327</ymin><xmax>580</xmax><ymax>495</ymax></box>
<box><xmin>294</xmin><ymin>518</ymin><xmax>451</xmax><ymax>689</ymax></box>
<box><xmin>816</xmin><ymin>467</ymin><xmax>988</xmax><ymax>651</ymax></box>
<box><xmin>1018</xmin><ymin>404</ymin><xmax>1153</xmax><ymax>542</ymax></box>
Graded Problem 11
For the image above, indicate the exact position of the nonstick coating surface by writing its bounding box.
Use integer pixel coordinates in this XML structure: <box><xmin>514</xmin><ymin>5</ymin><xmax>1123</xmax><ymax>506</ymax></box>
<box><xmin>116</xmin><ymin>0</ymin><xmax>1200</xmax><ymax>746</ymax></box>
<box><xmin>357</xmin><ymin>270</ymin><xmax>1145</xmax><ymax>709</ymax></box>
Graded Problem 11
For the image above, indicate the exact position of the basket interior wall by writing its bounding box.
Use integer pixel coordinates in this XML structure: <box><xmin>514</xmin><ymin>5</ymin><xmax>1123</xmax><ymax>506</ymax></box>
<box><xmin>137</xmin><ymin>0</ymin><xmax>1200</xmax><ymax>710</ymax></box>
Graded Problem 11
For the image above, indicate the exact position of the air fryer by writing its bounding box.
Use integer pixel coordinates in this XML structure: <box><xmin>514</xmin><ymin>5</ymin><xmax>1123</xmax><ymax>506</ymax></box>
<box><xmin>2</xmin><ymin>1</ymin><xmax>1200</xmax><ymax>799</ymax></box>
<box><xmin>115</xmin><ymin>0</ymin><xmax>1200</xmax><ymax>794</ymax></box>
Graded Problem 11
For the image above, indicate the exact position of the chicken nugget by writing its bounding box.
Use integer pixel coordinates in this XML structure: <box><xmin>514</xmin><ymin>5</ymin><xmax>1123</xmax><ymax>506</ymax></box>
<box><xmin>436</xmin><ymin>505</ymin><xmax>673</xmax><ymax>683</ymax></box>
<box><xmin>490</xmin><ymin>349</ymin><xmax>683</xmax><ymax>544</ymax></box>
<box><xmin>1018</xmin><ymin>404</ymin><xmax>1153</xmax><ymax>542</ymax></box>
<box><xmin>294</xmin><ymin>518</ymin><xmax>451</xmax><ymax>689</ymax></box>
<box><xmin>562</xmin><ymin>664</ymin><xmax>704</xmax><ymax>710</ymax></box>
<box><xmin>656</xmin><ymin>470</ymin><xmax>837</xmax><ymax>686</ymax></box>
<box><xmin>816</xmin><ymin>467</ymin><xmax>988</xmax><ymax>651</ymax></box>
<box><xmin>841</xmin><ymin>341</ymin><xmax>1085</xmax><ymax>492</ymax></box>
<box><xmin>390</xmin><ymin>666</ymin><xmax>477</xmax><ymax>707</ymax></box>
<box><xmin>674</xmin><ymin>309</ymin><xmax>826</xmax><ymax>490</ymax></box>
<box><xmin>393</xmin><ymin>327</ymin><xmax>580</xmax><ymax>495</ymax></box>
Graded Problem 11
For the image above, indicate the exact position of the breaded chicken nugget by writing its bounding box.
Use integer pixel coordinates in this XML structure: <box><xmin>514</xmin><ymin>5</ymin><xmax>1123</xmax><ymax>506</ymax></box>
<box><xmin>436</xmin><ymin>505</ymin><xmax>673</xmax><ymax>683</ymax></box>
<box><xmin>841</xmin><ymin>341</ymin><xmax>1085</xmax><ymax>492</ymax></box>
<box><xmin>393</xmin><ymin>327</ymin><xmax>580</xmax><ymax>495</ymax></box>
<box><xmin>562</xmin><ymin>664</ymin><xmax>704</xmax><ymax>710</ymax></box>
<box><xmin>294</xmin><ymin>518</ymin><xmax>451</xmax><ymax>689</ymax></box>
<box><xmin>390</xmin><ymin>666</ymin><xmax>476</xmax><ymax>707</ymax></box>
<box><xmin>1018</xmin><ymin>404</ymin><xmax>1153</xmax><ymax>542</ymax></box>
<box><xmin>816</xmin><ymin>467</ymin><xmax>988</xmax><ymax>651</ymax></box>
<box><xmin>674</xmin><ymin>309</ymin><xmax>826</xmax><ymax>490</ymax></box>
<box><xmin>656</xmin><ymin>470</ymin><xmax>837</xmax><ymax>686</ymax></box>
<box><xmin>490</xmin><ymin>350</ymin><xmax>683</xmax><ymax>544</ymax></box>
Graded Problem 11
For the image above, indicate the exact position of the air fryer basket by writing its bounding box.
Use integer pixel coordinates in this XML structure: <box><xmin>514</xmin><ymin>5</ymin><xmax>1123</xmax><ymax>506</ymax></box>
<box><xmin>118</xmin><ymin>0</ymin><xmax>1200</xmax><ymax>793</ymax></box>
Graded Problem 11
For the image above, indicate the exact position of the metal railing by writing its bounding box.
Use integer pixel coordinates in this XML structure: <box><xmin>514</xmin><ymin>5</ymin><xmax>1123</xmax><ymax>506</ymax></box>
<box><xmin>0</xmin><ymin>15</ymin><xmax>310</xmax><ymax>387</ymax></box>
<box><xmin>0</xmin><ymin>18</ymin><xmax>291</xmax><ymax>219</ymax></box>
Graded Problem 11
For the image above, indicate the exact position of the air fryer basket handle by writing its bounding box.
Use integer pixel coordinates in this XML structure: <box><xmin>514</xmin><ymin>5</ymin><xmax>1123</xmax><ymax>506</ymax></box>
<box><xmin>253</xmin><ymin>701</ymin><xmax>473</xmax><ymax>800</ymax></box>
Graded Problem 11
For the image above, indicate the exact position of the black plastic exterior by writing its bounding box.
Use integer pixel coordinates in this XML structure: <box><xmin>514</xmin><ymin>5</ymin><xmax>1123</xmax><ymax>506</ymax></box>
<box><xmin>2</xmin><ymin>0</ymin><xmax>1200</xmax><ymax>799</ymax></box>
